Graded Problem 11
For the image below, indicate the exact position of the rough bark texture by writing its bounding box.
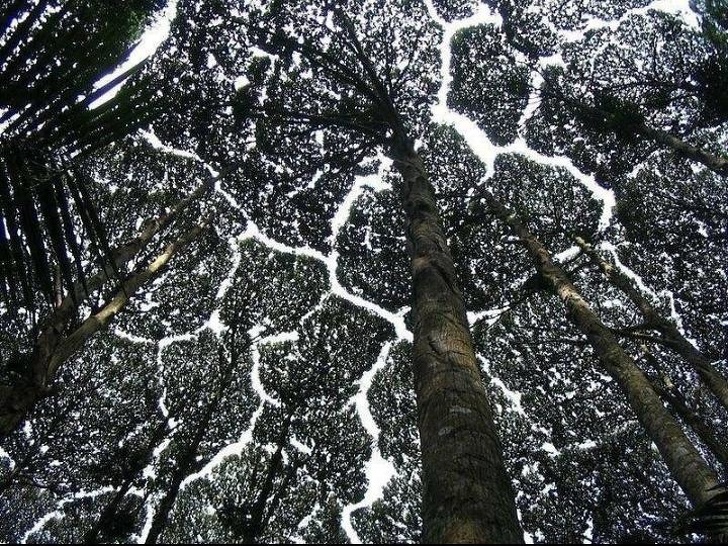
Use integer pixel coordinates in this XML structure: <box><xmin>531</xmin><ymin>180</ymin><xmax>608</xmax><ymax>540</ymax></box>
<box><xmin>392</xmin><ymin>141</ymin><xmax>523</xmax><ymax>544</ymax></box>
<box><xmin>485</xmin><ymin>193</ymin><xmax>720</xmax><ymax>509</ymax></box>
<box><xmin>576</xmin><ymin>237</ymin><xmax>728</xmax><ymax>412</ymax></box>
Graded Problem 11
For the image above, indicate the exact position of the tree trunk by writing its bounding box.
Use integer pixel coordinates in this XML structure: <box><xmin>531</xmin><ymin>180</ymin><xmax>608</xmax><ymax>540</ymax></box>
<box><xmin>576</xmin><ymin>237</ymin><xmax>728</xmax><ymax>413</ymax></box>
<box><xmin>84</xmin><ymin>419</ymin><xmax>169</xmax><ymax>544</ymax></box>
<box><xmin>484</xmin><ymin>191</ymin><xmax>721</xmax><ymax>509</ymax></box>
<box><xmin>637</xmin><ymin>124</ymin><xmax>728</xmax><ymax>176</ymax></box>
<box><xmin>145</xmin><ymin>469</ymin><xmax>187</xmax><ymax>545</ymax></box>
<box><xmin>555</xmin><ymin>93</ymin><xmax>728</xmax><ymax>176</ymax></box>
<box><xmin>391</xmin><ymin>139</ymin><xmax>523</xmax><ymax>544</ymax></box>
<box><xmin>651</xmin><ymin>374</ymin><xmax>728</xmax><ymax>474</ymax></box>
<box><xmin>84</xmin><ymin>480</ymin><xmax>134</xmax><ymax>544</ymax></box>
<box><xmin>0</xmin><ymin>222</ymin><xmax>208</xmax><ymax>439</ymax></box>
<box><xmin>242</xmin><ymin>412</ymin><xmax>293</xmax><ymax>544</ymax></box>
<box><xmin>145</xmin><ymin>337</ymin><xmax>240</xmax><ymax>543</ymax></box>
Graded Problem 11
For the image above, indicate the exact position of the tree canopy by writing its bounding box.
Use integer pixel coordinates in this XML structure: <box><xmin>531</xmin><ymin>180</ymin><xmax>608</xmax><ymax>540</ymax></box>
<box><xmin>1</xmin><ymin>0</ymin><xmax>727</xmax><ymax>543</ymax></box>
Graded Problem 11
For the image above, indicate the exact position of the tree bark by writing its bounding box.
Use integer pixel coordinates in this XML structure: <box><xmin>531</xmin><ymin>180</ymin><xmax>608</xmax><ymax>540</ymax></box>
<box><xmin>650</xmin><ymin>372</ymin><xmax>728</xmax><ymax>473</ymax></box>
<box><xmin>484</xmin><ymin>191</ymin><xmax>721</xmax><ymax>509</ymax></box>
<box><xmin>391</xmin><ymin>139</ymin><xmax>523</xmax><ymax>544</ymax></box>
<box><xmin>576</xmin><ymin>237</ymin><xmax>728</xmax><ymax>413</ymax></box>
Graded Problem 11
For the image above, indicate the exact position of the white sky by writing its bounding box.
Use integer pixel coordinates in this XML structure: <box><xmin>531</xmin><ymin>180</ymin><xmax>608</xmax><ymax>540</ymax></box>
<box><xmin>89</xmin><ymin>0</ymin><xmax>179</xmax><ymax>110</ymax></box>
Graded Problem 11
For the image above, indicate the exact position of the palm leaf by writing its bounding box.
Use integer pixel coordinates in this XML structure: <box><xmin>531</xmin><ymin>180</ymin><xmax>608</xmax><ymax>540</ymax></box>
<box><xmin>0</xmin><ymin>212</ymin><xmax>14</xmax><ymax>303</ymax></box>
<box><xmin>0</xmin><ymin>155</ymin><xmax>33</xmax><ymax>307</ymax></box>
<box><xmin>53</xmin><ymin>172</ymin><xmax>89</xmax><ymax>301</ymax></box>
<box><xmin>65</xmin><ymin>166</ymin><xmax>121</xmax><ymax>285</ymax></box>
<box><xmin>11</xmin><ymin>157</ymin><xmax>53</xmax><ymax>301</ymax></box>
<box><xmin>37</xmin><ymin>170</ymin><xmax>76</xmax><ymax>304</ymax></box>
<box><xmin>679</xmin><ymin>484</ymin><xmax>728</xmax><ymax>541</ymax></box>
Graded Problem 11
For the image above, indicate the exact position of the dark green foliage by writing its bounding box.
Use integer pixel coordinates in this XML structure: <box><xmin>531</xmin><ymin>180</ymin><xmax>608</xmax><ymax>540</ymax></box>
<box><xmin>351</xmin><ymin>341</ymin><xmax>422</xmax><ymax>544</ymax></box>
<box><xmin>613</xmin><ymin>155</ymin><xmax>727</xmax><ymax>357</ymax></box>
<box><xmin>473</xmin><ymin>291</ymin><xmax>694</xmax><ymax>543</ymax></box>
<box><xmin>449</xmin><ymin>24</ymin><xmax>530</xmax><ymax>145</ymax></box>
<box><xmin>430</xmin><ymin>0</ymin><xmax>480</xmax><ymax>21</ymax></box>
<box><xmin>218</xmin><ymin>239</ymin><xmax>330</xmax><ymax>333</ymax></box>
<box><xmin>590</xmin><ymin>93</ymin><xmax>646</xmax><ymax>142</ymax></box>
<box><xmin>337</xmin><ymin>182</ymin><xmax>410</xmax><ymax>312</ymax></box>
<box><xmin>0</xmin><ymin>333</ymin><xmax>164</xmax><ymax>543</ymax></box>
<box><xmin>488</xmin><ymin>0</ymin><xmax>560</xmax><ymax>58</ymax></box>
<box><xmin>2</xmin><ymin>0</ymin><xmax>727</xmax><ymax>544</ymax></box>
<box><xmin>683</xmin><ymin>1</ymin><xmax>728</xmax><ymax>126</ymax></box>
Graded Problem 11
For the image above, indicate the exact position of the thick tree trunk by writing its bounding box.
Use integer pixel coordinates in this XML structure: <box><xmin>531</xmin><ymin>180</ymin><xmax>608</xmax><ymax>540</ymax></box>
<box><xmin>485</xmin><ymin>192</ymin><xmax>720</xmax><ymax>509</ymax></box>
<box><xmin>576</xmin><ymin>237</ymin><xmax>728</xmax><ymax>412</ymax></box>
<box><xmin>391</xmin><ymin>140</ymin><xmax>523</xmax><ymax>544</ymax></box>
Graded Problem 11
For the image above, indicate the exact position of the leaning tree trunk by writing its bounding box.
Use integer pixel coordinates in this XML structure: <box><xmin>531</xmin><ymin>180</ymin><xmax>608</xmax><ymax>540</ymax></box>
<box><xmin>0</xmin><ymin>221</ymin><xmax>208</xmax><ymax>439</ymax></box>
<box><xmin>649</xmin><ymin>374</ymin><xmax>728</xmax><ymax>474</ymax></box>
<box><xmin>391</xmin><ymin>137</ymin><xmax>523</xmax><ymax>544</ymax></box>
<box><xmin>636</xmin><ymin>124</ymin><xmax>728</xmax><ymax>177</ymax></box>
<box><xmin>145</xmin><ymin>335</ymin><xmax>241</xmax><ymax>544</ymax></box>
<box><xmin>556</xmin><ymin>94</ymin><xmax>728</xmax><ymax>176</ymax></box>
<box><xmin>483</xmin><ymin>190</ymin><xmax>721</xmax><ymax>509</ymax></box>
<box><xmin>84</xmin><ymin>419</ymin><xmax>169</xmax><ymax>544</ymax></box>
<box><xmin>0</xmin><ymin>169</ymin><xmax>221</xmax><ymax>439</ymax></box>
<box><xmin>576</xmin><ymin>237</ymin><xmax>728</xmax><ymax>413</ymax></box>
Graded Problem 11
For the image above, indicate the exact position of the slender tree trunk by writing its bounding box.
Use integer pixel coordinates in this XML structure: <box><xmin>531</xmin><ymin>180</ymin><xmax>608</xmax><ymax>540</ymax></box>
<box><xmin>0</xmin><ymin>222</ymin><xmax>208</xmax><ymax>439</ymax></box>
<box><xmin>145</xmin><ymin>467</ymin><xmax>187</xmax><ymax>545</ymax></box>
<box><xmin>145</xmin><ymin>413</ymin><xmax>212</xmax><ymax>544</ymax></box>
<box><xmin>391</xmin><ymin>138</ymin><xmax>523</xmax><ymax>544</ymax></box>
<box><xmin>637</xmin><ymin>124</ymin><xmax>728</xmax><ymax>176</ymax></box>
<box><xmin>84</xmin><ymin>480</ymin><xmax>134</xmax><ymax>544</ymax></box>
<box><xmin>555</xmin><ymin>93</ymin><xmax>728</xmax><ymax>176</ymax></box>
<box><xmin>240</xmin><ymin>412</ymin><xmax>293</xmax><ymax>544</ymax></box>
<box><xmin>145</xmin><ymin>339</ymin><xmax>240</xmax><ymax>543</ymax></box>
<box><xmin>639</xmin><ymin>347</ymin><xmax>728</xmax><ymax>472</ymax></box>
<box><xmin>84</xmin><ymin>419</ymin><xmax>169</xmax><ymax>544</ymax></box>
<box><xmin>576</xmin><ymin>237</ymin><xmax>728</xmax><ymax>412</ymax></box>
<box><xmin>484</xmin><ymin>191</ymin><xmax>721</xmax><ymax>509</ymax></box>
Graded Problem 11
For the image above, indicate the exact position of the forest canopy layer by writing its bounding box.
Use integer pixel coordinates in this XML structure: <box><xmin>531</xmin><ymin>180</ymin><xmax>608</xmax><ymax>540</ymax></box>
<box><xmin>0</xmin><ymin>0</ymin><xmax>727</xmax><ymax>543</ymax></box>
